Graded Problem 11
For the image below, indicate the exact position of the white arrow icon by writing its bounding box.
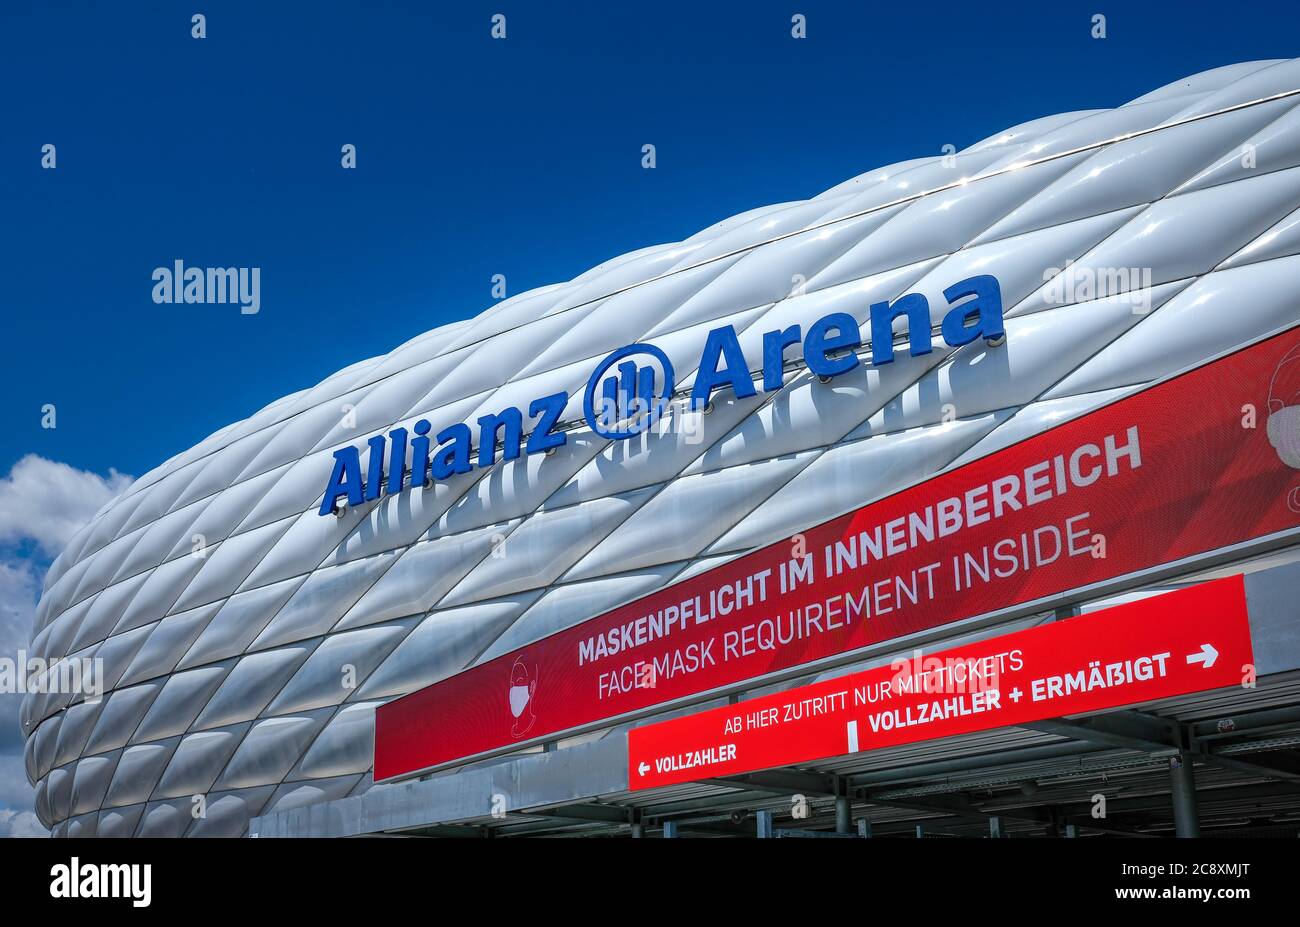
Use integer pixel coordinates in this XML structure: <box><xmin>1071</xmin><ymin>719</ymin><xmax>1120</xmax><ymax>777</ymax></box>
<box><xmin>1186</xmin><ymin>643</ymin><xmax>1218</xmax><ymax>669</ymax></box>
<box><xmin>638</xmin><ymin>761</ymin><xmax>649</xmax><ymax>776</ymax></box>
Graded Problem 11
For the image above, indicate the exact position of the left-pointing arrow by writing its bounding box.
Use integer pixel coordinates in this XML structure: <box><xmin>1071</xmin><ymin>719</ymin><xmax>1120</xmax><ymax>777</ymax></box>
<box><xmin>638</xmin><ymin>761</ymin><xmax>650</xmax><ymax>776</ymax></box>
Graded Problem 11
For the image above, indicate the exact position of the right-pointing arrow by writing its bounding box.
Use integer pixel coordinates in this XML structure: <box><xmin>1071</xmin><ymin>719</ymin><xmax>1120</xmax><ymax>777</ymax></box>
<box><xmin>1186</xmin><ymin>643</ymin><xmax>1219</xmax><ymax>669</ymax></box>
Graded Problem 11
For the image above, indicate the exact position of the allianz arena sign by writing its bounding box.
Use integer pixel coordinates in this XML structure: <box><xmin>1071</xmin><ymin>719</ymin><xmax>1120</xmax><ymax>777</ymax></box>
<box><xmin>319</xmin><ymin>274</ymin><xmax>1007</xmax><ymax>516</ymax></box>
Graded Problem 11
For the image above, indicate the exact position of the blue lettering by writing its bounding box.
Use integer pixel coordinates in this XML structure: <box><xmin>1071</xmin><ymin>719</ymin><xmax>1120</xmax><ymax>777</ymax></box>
<box><xmin>762</xmin><ymin>325</ymin><xmax>801</xmax><ymax>391</ymax></box>
<box><xmin>410</xmin><ymin>419</ymin><xmax>432</xmax><ymax>488</ymax></box>
<box><xmin>386</xmin><ymin>427</ymin><xmax>408</xmax><ymax>495</ymax></box>
<box><xmin>319</xmin><ymin>446</ymin><xmax>365</xmax><ymax>515</ymax></box>
<box><xmin>804</xmin><ymin>312</ymin><xmax>861</xmax><ymax>378</ymax></box>
<box><xmin>477</xmin><ymin>407</ymin><xmax>523</xmax><ymax>467</ymax></box>
<box><xmin>691</xmin><ymin>325</ymin><xmax>755</xmax><ymax>410</ymax></box>
<box><xmin>870</xmin><ymin>293</ymin><xmax>932</xmax><ymax>365</ymax></box>
<box><xmin>527</xmin><ymin>391</ymin><xmax>568</xmax><ymax>454</ymax></box>
<box><xmin>940</xmin><ymin>274</ymin><xmax>1005</xmax><ymax>347</ymax></box>
<box><xmin>432</xmin><ymin>423</ymin><xmax>473</xmax><ymax>479</ymax></box>
<box><xmin>365</xmin><ymin>435</ymin><xmax>386</xmax><ymax>501</ymax></box>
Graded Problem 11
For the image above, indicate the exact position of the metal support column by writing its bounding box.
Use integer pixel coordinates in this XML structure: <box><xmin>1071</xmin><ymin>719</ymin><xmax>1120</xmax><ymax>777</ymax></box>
<box><xmin>663</xmin><ymin>820</ymin><xmax>679</xmax><ymax>838</ymax></box>
<box><xmin>629</xmin><ymin>809</ymin><xmax>643</xmax><ymax>838</ymax></box>
<box><xmin>857</xmin><ymin>819</ymin><xmax>872</xmax><ymax>838</ymax></box>
<box><xmin>989</xmin><ymin>816</ymin><xmax>1004</xmax><ymax>839</ymax></box>
<box><xmin>1170</xmin><ymin>752</ymin><xmax>1201</xmax><ymax>838</ymax></box>
<box><xmin>757</xmin><ymin>810</ymin><xmax>774</xmax><ymax>839</ymax></box>
<box><xmin>835</xmin><ymin>796</ymin><xmax>851</xmax><ymax>834</ymax></box>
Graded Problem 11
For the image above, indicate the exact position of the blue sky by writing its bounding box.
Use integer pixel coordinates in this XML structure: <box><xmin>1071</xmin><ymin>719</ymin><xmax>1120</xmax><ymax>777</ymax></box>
<box><xmin>0</xmin><ymin>0</ymin><xmax>1295</xmax><ymax>831</ymax></box>
<box><xmin>4</xmin><ymin>0</ymin><xmax>1299</xmax><ymax>482</ymax></box>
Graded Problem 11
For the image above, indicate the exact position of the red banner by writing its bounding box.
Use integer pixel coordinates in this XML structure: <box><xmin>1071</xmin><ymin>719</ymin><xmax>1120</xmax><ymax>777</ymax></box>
<box><xmin>375</xmin><ymin>327</ymin><xmax>1300</xmax><ymax>781</ymax></box>
<box><xmin>628</xmin><ymin>576</ymin><xmax>1253</xmax><ymax>789</ymax></box>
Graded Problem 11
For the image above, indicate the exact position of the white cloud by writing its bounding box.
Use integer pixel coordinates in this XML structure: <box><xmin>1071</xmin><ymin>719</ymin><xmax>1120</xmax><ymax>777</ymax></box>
<box><xmin>0</xmin><ymin>454</ymin><xmax>133</xmax><ymax>556</ymax></box>
<box><xmin>0</xmin><ymin>558</ymin><xmax>40</xmax><ymax>724</ymax></box>
<box><xmin>0</xmin><ymin>456</ymin><xmax>132</xmax><ymax>837</ymax></box>
<box><xmin>0</xmin><ymin>540</ymin><xmax>44</xmax><ymax>833</ymax></box>
<box><xmin>0</xmin><ymin>558</ymin><xmax>39</xmax><ymax>656</ymax></box>
<box><xmin>0</xmin><ymin>751</ymin><xmax>38</xmax><ymax>815</ymax></box>
<box><xmin>0</xmin><ymin>808</ymin><xmax>48</xmax><ymax>838</ymax></box>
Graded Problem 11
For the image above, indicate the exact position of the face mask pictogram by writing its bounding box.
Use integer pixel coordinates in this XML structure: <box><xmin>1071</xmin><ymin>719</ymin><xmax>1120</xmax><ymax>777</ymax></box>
<box><xmin>508</xmin><ymin>658</ymin><xmax>537</xmax><ymax>738</ymax></box>
<box><xmin>1266</xmin><ymin>342</ymin><xmax>1300</xmax><ymax>513</ymax></box>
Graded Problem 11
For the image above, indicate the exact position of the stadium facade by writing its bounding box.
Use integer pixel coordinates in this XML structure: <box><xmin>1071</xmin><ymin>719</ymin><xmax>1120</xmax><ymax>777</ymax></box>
<box><xmin>22</xmin><ymin>58</ymin><xmax>1300</xmax><ymax>837</ymax></box>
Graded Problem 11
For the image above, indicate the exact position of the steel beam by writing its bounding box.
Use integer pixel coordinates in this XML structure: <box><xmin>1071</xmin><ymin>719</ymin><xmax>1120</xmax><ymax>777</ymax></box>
<box><xmin>529</xmin><ymin>802</ymin><xmax>632</xmax><ymax>825</ymax></box>
<box><xmin>1190</xmin><ymin>705</ymin><xmax>1300</xmax><ymax>741</ymax></box>
<box><xmin>702</xmin><ymin>769</ymin><xmax>837</xmax><ymax>797</ymax></box>
<box><xmin>1192</xmin><ymin>748</ymin><xmax>1300</xmax><ymax>786</ymax></box>
<box><xmin>1023</xmin><ymin>712</ymin><xmax>1178</xmax><ymax>753</ymax></box>
<box><xmin>835</xmin><ymin>795</ymin><xmax>851</xmax><ymax>834</ymax></box>
<box><xmin>847</xmin><ymin>741</ymin><xmax>1110</xmax><ymax>787</ymax></box>
<box><xmin>1169</xmin><ymin>752</ymin><xmax>1201</xmax><ymax>837</ymax></box>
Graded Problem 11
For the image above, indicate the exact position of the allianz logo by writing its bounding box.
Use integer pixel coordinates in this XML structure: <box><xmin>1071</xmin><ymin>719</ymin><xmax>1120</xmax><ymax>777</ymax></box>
<box><xmin>319</xmin><ymin>274</ymin><xmax>1005</xmax><ymax>516</ymax></box>
<box><xmin>49</xmin><ymin>858</ymin><xmax>151</xmax><ymax>908</ymax></box>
